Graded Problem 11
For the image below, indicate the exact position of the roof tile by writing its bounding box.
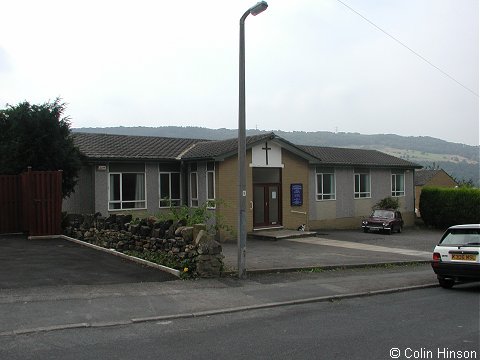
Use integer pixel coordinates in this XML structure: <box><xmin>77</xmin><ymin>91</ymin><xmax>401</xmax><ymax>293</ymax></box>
<box><xmin>73</xmin><ymin>132</ymin><xmax>421</xmax><ymax>168</ymax></box>
<box><xmin>298</xmin><ymin>145</ymin><xmax>420</xmax><ymax>168</ymax></box>
<box><xmin>73</xmin><ymin>133</ymin><xmax>204</xmax><ymax>161</ymax></box>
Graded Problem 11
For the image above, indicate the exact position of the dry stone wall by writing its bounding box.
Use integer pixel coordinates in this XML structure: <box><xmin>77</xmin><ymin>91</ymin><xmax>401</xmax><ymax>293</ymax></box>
<box><xmin>63</xmin><ymin>214</ymin><xmax>224</xmax><ymax>278</ymax></box>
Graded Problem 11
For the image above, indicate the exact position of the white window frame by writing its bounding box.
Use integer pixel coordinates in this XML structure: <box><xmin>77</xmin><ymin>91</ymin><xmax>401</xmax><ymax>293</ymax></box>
<box><xmin>108</xmin><ymin>171</ymin><xmax>146</xmax><ymax>211</ymax></box>
<box><xmin>159</xmin><ymin>171</ymin><xmax>181</xmax><ymax>208</ymax></box>
<box><xmin>190</xmin><ymin>171</ymin><xmax>199</xmax><ymax>207</ymax></box>
<box><xmin>315</xmin><ymin>168</ymin><xmax>336</xmax><ymax>201</ymax></box>
<box><xmin>354</xmin><ymin>170</ymin><xmax>371</xmax><ymax>198</ymax></box>
<box><xmin>206</xmin><ymin>162</ymin><xmax>216</xmax><ymax>209</ymax></box>
<box><xmin>391</xmin><ymin>171</ymin><xmax>405</xmax><ymax>197</ymax></box>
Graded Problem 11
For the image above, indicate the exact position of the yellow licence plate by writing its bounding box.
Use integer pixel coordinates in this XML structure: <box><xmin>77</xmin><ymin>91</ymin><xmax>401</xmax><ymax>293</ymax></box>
<box><xmin>451</xmin><ymin>254</ymin><xmax>477</xmax><ymax>261</ymax></box>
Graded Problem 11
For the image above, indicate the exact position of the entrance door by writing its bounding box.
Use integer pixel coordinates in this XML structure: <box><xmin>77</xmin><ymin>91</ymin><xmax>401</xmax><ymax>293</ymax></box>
<box><xmin>253</xmin><ymin>184</ymin><xmax>281</xmax><ymax>228</ymax></box>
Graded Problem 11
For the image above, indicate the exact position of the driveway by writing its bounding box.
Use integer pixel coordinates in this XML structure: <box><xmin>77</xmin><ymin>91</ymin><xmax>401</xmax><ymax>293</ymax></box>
<box><xmin>222</xmin><ymin>227</ymin><xmax>442</xmax><ymax>272</ymax></box>
<box><xmin>0</xmin><ymin>235</ymin><xmax>177</xmax><ymax>289</ymax></box>
<box><xmin>315</xmin><ymin>227</ymin><xmax>444</xmax><ymax>253</ymax></box>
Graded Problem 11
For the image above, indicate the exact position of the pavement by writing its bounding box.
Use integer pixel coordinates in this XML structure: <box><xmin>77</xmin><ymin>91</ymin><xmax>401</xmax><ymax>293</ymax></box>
<box><xmin>0</xmin><ymin>227</ymin><xmax>445</xmax><ymax>336</ymax></box>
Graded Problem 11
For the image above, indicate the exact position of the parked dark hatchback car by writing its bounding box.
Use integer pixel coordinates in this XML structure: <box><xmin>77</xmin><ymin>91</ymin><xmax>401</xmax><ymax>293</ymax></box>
<box><xmin>361</xmin><ymin>209</ymin><xmax>404</xmax><ymax>234</ymax></box>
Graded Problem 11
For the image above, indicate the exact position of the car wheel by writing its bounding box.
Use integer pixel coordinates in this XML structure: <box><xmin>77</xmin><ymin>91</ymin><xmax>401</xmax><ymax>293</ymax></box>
<box><xmin>387</xmin><ymin>228</ymin><xmax>392</xmax><ymax>235</ymax></box>
<box><xmin>438</xmin><ymin>278</ymin><xmax>455</xmax><ymax>289</ymax></box>
<box><xmin>398</xmin><ymin>226</ymin><xmax>402</xmax><ymax>233</ymax></box>
<box><xmin>363</xmin><ymin>228</ymin><xmax>369</xmax><ymax>233</ymax></box>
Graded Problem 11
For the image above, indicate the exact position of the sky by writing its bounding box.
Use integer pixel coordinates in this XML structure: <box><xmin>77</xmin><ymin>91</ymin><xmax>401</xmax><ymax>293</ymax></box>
<box><xmin>0</xmin><ymin>0</ymin><xmax>478</xmax><ymax>146</ymax></box>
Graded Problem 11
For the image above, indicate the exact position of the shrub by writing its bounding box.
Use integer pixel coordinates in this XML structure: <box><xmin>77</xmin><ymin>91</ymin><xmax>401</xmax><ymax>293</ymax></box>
<box><xmin>373</xmin><ymin>197</ymin><xmax>400</xmax><ymax>210</ymax></box>
<box><xmin>419</xmin><ymin>187</ymin><xmax>480</xmax><ymax>228</ymax></box>
<box><xmin>159</xmin><ymin>202</ymin><xmax>213</xmax><ymax>227</ymax></box>
<box><xmin>157</xmin><ymin>200</ymin><xmax>234</xmax><ymax>236</ymax></box>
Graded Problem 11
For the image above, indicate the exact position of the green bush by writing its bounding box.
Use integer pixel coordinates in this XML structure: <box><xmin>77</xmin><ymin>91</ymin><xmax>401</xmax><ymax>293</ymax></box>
<box><xmin>157</xmin><ymin>200</ymin><xmax>234</xmax><ymax>236</ymax></box>
<box><xmin>419</xmin><ymin>187</ymin><xmax>480</xmax><ymax>228</ymax></box>
<box><xmin>373</xmin><ymin>197</ymin><xmax>400</xmax><ymax>210</ymax></box>
<box><xmin>159</xmin><ymin>202</ymin><xmax>214</xmax><ymax>227</ymax></box>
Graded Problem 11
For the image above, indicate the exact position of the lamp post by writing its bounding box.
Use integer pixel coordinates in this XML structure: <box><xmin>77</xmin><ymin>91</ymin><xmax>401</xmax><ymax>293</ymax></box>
<box><xmin>238</xmin><ymin>1</ymin><xmax>268</xmax><ymax>279</ymax></box>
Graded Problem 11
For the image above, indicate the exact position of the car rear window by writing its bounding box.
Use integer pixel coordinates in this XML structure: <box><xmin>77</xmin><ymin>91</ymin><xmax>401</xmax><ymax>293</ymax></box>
<box><xmin>440</xmin><ymin>229</ymin><xmax>480</xmax><ymax>246</ymax></box>
<box><xmin>372</xmin><ymin>210</ymin><xmax>394</xmax><ymax>218</ymax></box>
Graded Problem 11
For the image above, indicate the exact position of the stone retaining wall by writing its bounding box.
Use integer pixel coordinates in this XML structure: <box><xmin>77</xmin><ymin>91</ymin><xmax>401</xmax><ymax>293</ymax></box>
<box><xmin>63</xmin><ymin>214</ymin><xmax>224</xmax><ymax>278</ymax></box>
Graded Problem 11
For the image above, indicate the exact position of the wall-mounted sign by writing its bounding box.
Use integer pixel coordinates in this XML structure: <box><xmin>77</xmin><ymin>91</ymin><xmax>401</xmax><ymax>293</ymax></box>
<box><xmin>290</xmin><ymin>183</ymin><xmax>303</xmax><ymax>206</ymax></box>
<box><xmin>97</xmin><ymin>165</ymin><xmax>107</xmax><ymax>171</ymax></box>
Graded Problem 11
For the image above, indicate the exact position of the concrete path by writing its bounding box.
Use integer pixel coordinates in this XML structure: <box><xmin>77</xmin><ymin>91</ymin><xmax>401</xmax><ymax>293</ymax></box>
<box><xmin>289</xmin><ymin>237</ymin><xmax>432</xmax><ymax>258</ymax></box>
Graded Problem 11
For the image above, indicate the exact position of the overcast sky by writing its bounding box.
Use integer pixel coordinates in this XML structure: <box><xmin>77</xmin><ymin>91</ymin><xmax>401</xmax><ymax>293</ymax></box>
<box><xmin>1</xmin><ymin>0</ymin><xmax>478</xmax><ymax>145</ymax></box>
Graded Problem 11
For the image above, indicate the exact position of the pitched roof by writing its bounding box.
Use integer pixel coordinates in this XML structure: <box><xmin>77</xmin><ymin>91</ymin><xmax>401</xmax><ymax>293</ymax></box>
<box><xmin>414</xmin><ymin>169</ymin><xmax>456</xmax><ymax>186</ymax></box>
<box><xmin>73</xmin><ymin>132</ymin><xmax>421</xmax><ymax>168</ymax></box>
<box><xmin>181</xmin><ymin>132</ymin><xmax>275</xmax><ymax>160</ymax></box>
<box><xmin>415</xmin><ymin>169</ymin><xmax>438</xmax><ymax>185</ymax></box>
<box><xmin>73</xmin><ymin>132</ymin><xmax>205</xmax><ymax>161</ymax></box>
<box><xmin>298</xmin><ymin>145</ymin><xmax>421</xmax><ymax>168</ymax></box>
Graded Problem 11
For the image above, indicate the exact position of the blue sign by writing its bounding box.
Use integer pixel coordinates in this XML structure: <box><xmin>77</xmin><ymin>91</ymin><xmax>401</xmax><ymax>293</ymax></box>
<box><xmin>290</xmin><ymin>183</ymin><xmax>303</xmax><ymax>206</ymax></box>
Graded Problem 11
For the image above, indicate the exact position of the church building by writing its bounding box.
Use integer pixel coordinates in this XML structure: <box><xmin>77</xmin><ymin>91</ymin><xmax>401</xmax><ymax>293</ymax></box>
<box><xmin>63</xmin><ymin>132</ymin><xmax>421</xmax><ymax>242</ymax></box>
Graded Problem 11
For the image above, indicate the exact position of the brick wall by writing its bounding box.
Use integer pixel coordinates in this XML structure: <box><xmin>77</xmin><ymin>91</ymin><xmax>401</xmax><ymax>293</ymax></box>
<box><xmin>216</xmin><ymin>149</ymin><xmax>310</xmax><ymax>241</ymax></box>
<box><xmin>415</xmin><ymin>171</ymin><xmax>457</xmax><ymax>212</ymax></box>
<box><xmin>281</xmin><ymin>150</ymin><xmax>310</xmax><ymax>230</ymax></box>
<box><xmin>215</xmin><ymin>153</ymin><xmax>243</xmax><ymax>242</ymax></box>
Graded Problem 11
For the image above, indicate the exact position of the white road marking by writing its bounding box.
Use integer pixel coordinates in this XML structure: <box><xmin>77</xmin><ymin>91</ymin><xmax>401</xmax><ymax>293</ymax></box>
<box><xmin>287</xmin><ymin>237</ymin><xmax>432</xmax><ymax>259</ymax></box>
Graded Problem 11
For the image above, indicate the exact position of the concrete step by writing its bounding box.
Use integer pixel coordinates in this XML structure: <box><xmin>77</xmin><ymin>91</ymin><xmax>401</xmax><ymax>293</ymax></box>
<box><xmin>248</xmin><ymin>229</ymin><xmax>317</xmax><ymax>241</ymax></box>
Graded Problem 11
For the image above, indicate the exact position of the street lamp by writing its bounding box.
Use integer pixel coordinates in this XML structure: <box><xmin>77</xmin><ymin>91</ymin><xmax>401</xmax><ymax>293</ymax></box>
<box><xmin>238</xmin><ymin>1</ymin><xmax>268</xmax><ymax>279</ymax></box>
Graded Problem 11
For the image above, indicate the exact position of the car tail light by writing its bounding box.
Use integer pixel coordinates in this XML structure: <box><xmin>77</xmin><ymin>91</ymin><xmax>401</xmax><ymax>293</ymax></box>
<box><xmin>432</xmin><ymin>252</ymin><xmax>441</xmax><ymax>262</ymax></box>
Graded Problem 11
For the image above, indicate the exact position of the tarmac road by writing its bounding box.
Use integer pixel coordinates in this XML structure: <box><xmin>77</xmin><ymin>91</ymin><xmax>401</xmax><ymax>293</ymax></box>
<box><xmin>1</xmin><ymin>285</ymin><xmax>478</xmax><ymax>360</ymax></box>
<box><xmin>0</xmin><ymin>228</ymin><xmax>446</xmax><ymax>337</ymax></box>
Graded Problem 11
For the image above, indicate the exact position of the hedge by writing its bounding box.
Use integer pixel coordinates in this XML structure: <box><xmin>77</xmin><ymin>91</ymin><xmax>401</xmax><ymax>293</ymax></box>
<box><xmin>419</xmin><ymin>187</ymin><xmax>480</xmax><ymax>228</ymax></box>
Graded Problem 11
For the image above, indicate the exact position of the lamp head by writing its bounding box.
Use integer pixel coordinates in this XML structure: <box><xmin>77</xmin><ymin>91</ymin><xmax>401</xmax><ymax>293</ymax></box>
<box><xmin>249</xmin><ymin>1</ymin><xmax>268</xmax><ymax>16</ymax></box>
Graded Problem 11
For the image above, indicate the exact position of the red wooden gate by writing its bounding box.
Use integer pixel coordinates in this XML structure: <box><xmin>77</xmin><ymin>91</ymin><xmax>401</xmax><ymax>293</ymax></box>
<box><xmin>0</xmin><ymin>169</ymin><xmax>62</xmax><ymax>236</ymax></box>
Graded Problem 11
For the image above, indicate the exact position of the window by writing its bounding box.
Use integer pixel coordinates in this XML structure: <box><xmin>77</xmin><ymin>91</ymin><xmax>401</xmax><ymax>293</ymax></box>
<box><xmin>206</xmin><ymin>162</ymin><xmax>215</xmax><ymax>208</ymax></box>
<box><xmin>391</xmin><ymin>171</ymin><xmax>405</xmax><ymax>197</ymax></box>
<box><xmin>190</xmin><ymin>163</ymin><xmax>198</xmax><ymax>207</ymax></box>
<box><xmin>354</xmin><ymin>169</ymin><xmax>371</xmax><ymax>198</ymax></box>
<box><xmin>108</xmin><ymin>163</ymin><xmax>146</xmax><ymax>210</ymax></box>
<box><xmin>316</xmin><ymin>167</ymin><xmax>335</xmax><ymax>200</ymax></box>
<box><xmin>159</xmin><ymin>172</ymin><xmax>181</xmax><ymax>207</ymax></box>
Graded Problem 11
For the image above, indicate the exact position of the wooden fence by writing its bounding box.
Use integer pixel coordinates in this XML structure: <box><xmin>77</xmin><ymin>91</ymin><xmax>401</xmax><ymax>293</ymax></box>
<box><xmin>0</xmin><ymin>175</ymin><xmax>21</xmax><ymax>234</ymax></box>
<box><xmin>0</xmin><ymin>169</ymin><xmax>62</xmax><ymax>236</ymax></box>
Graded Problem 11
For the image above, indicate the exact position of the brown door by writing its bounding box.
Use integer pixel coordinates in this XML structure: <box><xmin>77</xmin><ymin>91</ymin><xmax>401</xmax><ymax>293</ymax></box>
<box><xmin>253</xmin><ymin>184</ymin><xmax>281</xmax><ymax>228</ymax></box>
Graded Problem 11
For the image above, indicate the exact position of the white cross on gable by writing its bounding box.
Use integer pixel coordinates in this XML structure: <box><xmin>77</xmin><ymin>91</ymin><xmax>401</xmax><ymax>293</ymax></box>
<box><xmin>250</xmin><ymin>141</ymin><xmax>283</xmax><ymax>167</ymax></box>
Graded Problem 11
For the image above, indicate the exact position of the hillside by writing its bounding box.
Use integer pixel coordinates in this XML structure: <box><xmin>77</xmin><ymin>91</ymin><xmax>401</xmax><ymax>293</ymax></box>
<box><xmin>73</xmin><ymin>126</ymin><xmax>479</xmax><ymax>186</ymax></box>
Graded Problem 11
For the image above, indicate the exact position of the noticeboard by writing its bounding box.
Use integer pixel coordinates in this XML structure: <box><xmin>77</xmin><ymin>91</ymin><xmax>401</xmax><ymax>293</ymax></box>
<box><xmin>290</xmin><ymin>183</ymin><xmax>303</xmax><ymax>206</ymax></box>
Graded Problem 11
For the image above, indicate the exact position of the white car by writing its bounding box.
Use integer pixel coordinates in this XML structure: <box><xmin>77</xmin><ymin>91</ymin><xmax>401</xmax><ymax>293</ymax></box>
<box><xmin>431</xmin><ymin>224</ymin><xmax>480</xmax><ymax>288</ymax></box>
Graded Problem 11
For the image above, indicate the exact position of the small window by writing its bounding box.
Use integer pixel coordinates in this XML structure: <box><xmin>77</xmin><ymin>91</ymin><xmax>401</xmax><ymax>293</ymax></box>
<box><xmin>354</xmin><ymin>170</ymin><xmax>371</xmax><ymax>198</ymax></box>
<box><xmin>190</xmin><ymin>171</ymin><xmax>198</xmax><ymax>207</ymax></box>
<box><xmin>391</xmin><ymin>171</ymin><xmax>405</xmax><ymax>197</ymax></box>
<box><xmin>159</xmin><ymin>171</ymin><xmax>181</xmax><ymax>207</ymax></box>
<box><xmin>206</xmin><ymin>162</ymin><xmax>216</xmax><ymax>208</ymax></box>
<box><xmin>316</xmin><ymin>167</ymin><xmax>335</xmax><ymax>201</ymax></box>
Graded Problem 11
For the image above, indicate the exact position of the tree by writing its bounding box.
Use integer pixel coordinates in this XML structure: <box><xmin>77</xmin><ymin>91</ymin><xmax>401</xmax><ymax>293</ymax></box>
<box><xmin>0</xmin><ymin>99</ymin><xmax>82</xmax><ymax>198</ymax></box>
